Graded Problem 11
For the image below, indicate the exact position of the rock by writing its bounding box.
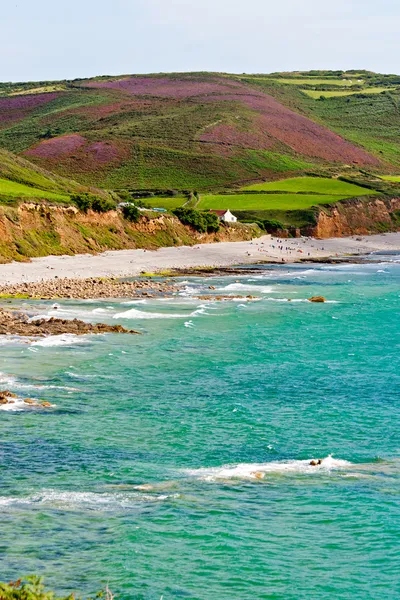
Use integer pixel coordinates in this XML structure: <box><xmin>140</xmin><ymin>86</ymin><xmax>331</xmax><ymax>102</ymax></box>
<box><xmin>209</xmin><ymin>285</ymin><xmax>216</xmax><ymax>290</ymax></box>
<box><xmin>0</xmin><ymin>390</ymin><xmax>17</xmax><ymax>398</ymax></box>
<box><xmin>40</xmin><ymin>401</ymin><xmax>52</xmax><ymax>408</ymax></box>
<box><xmin>308</xmin><ymin>296</ymin><xmax>327</xmax><ymax>303</ymax></box>
<box><xmin>0</xmin><ymin>397</ymin><xmax>9</xmax><ymax>405</ymax></box>
<box><xmin>0</xmin><ymin>309</ymin><xmax>141</xmax><ymax>337</ymax></box>
<box><xmin>23</xmin><ymin>398</ymin><xmax>36</xmax><ymax>405</ymax></box>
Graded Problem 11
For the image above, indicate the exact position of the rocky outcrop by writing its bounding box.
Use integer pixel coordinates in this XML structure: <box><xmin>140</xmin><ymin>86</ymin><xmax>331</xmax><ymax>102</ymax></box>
<box><xmin>0</xmin><ymin>277</ymin><xmax>178</xmax><ymax>299</ymax></box>
<box><xmin>309</xmin><ymin>196</ymin><xmax>400</xmax><ymax>239</ymax></box>
<box><xmin>308</xmin><ymin>296</ymin><xmax>326</xmax><ymax>303</ymax></box>
<box><xmin>0</xmin><ymin>309</ymin><xmax>141</xmax><ymax>336</ymax></box>
<box><xmin>0</xmin><ymin>390</ymin><xmax>54</xmax><ymax>409</ymax></box>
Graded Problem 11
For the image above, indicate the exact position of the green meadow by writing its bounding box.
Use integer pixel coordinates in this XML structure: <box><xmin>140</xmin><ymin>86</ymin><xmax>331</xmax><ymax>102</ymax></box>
<box><xmin>196</xmin><ymin>193</ymin><xmax>349</xmax><ymax>211</ymax></box>
<box><xmin>241</xmin><ymin>176</ymin><xmax>375</xmax><ymax>195</ymax></box>
<box><xmin>302</xmin><ymin>87</ymin><xmax>391</xmax><ymax>99</ymax></box>
<box><xmin>272</xmin><ymin>78</ymin><xmax>361</xmax><ymax>86</ymax></box>
<box><xmin>380</xmin><ymin>175</ymin><xmax>400</xmax><ymax>182</ymax></box>
<box><xmin>0</xmin><ymin>178</ymin><xmax>70</xmax><ymax>203</ymax></box>
<box><xmin>142</xmin><ymin>196</ymin><xmax>187</xmax><ymax>210</ymax></box>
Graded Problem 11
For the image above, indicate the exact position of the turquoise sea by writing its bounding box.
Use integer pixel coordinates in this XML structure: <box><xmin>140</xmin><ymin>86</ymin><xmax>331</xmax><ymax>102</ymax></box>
<box><xmin>1</xmin><ymin>261</ymin><xmax>399</xmax><ymax>599</ymax></box>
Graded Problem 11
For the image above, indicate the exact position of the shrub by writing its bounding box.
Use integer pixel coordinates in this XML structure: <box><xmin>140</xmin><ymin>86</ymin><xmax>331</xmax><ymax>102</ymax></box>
<box><xmin>71</xmin><ymin>193</ymin><xmax>116</xmax><ymax>214</ymax></box>
<box><xmin>71</xmin><ymin>192</ymin><xmax>93</xmax><ymax>213</ymax></box>
<box><xmin>122</xmin><ymin>204</ymin><xmax>140</xmax><ymax>222</ymax></box>
<box><xmin>202</xmin><ymin>211</ymin><xmax>220</xmax><ymax>232</ymax></box>
<box><xmin>262</xmin><ymin>219</ymin><xmax>285</xmax><ymax>233</ymax></box>
<box><xmin>0</xmin><ymin>575</ymin><xmax>110</xmax><ymax>599</ymax></box>
<box><xmin>173</xmin><ymin>208</ymin><xmax>220</xmax><ymax>233</ymax></box>
<box><xmin>91</xmin><ymin>197</ymin><xmax>116</xmax><ymax>213</ymax></box>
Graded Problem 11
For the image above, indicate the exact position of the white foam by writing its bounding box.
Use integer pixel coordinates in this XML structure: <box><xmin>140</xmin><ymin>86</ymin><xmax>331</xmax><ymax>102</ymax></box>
<box><xmin>120</xmin><ymin>299</ymin><xmax>148</xmax><ymax>305</ymax></box>
<box><xmin>185</xmin><ymin>456</ymin><xmax>352</xmax><ymax>481</ymax></box>
<box><xmin>0</xmin><ymin>397</ymin><xmax>55</xmax><ymax>412</ymax></box>
<box><xmin>113</xmin><ymin>308</ymin><xmax>190</xmax><ymax>319</ymax></box>
<box><xmin>0</xmin><ymin>489</ymin><xmax>179</xmax><ymax>510</ymax></box>
<box><xmin>217</xmin><ymin>283</ymin><xmax>273</xmax><ymax>293</ymax></box>
<box><xmin>31</xmin><ymin>334</ymin><xmax>86</xmax><ymax>347</ymax></box>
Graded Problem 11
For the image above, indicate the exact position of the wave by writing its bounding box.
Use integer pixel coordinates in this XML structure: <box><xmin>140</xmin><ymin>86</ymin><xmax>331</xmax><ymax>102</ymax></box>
<box><xmin>113</xmin><ymin>308</ymin><xmax>190</xmax><ymax>319</ymax></box>
<box><xmin>31</xmin><ymin>334</ymin><xmax>86</xmax><ymax>347</ymax></box>
<box><xmin>185</xmin><ymin>455</ymin><xmax>352</xmax><ymax>481</ymax></box>
<box><xmin>0</xmin><ymin>397</ymin><xmax>56</xmax><ymax>412</ymax></box>
<box><xmin>120</xmin><ymin>299</ymin><xmax>148</xmax><ymax>305</ymax></box>
<box><xmin>217</xmin><ymin>283</ymin><xmax>273</xmax><ymax>293</ymax></box>
<box><xmin>0</xmin><ymin>489</ymin><xmax>179</xmax><ymax>510</ymax></box>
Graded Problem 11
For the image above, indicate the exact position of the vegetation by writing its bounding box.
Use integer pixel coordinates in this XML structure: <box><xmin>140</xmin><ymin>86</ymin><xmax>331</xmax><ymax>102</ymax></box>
<box><xmin>197</xmin><ymin>193</ymin><xmax>352</xmax><ymax>211</ymax></box>
<box><xmin>3</xmin><ymin>70</ymin><xmax>400</xmax><ymax>191</ymax></box>
<box><xmin>121</xmin><ymin>203</ymin><xmax>139</xmax><ymax>222</ymax></box>
<box><xmin>0</xmin><ymin>178</ymin><xmax>70</xmax><ymax>204</ymax></box>
<box><xmin>241</xmin><ymin>176</ymin><xmax>376</xmax><ymax>195</ymax></box>
<box><xmin>173</xmin><ymin>207</ymin><xmax>220</xmax><ymax>233</ymax></box>
<box><xmin>0</xmin><ymin>576</ymin><xmax>110</xmax><ymax>600</ymax></box>
<box><xmin>302</xmin><ymin>87</ymin><xmax>391</xmax><ymax>99</ymax></box>
<box><xmin>71</xmin><ymin>193</ymin><xmax>116</xmax><ymax>213</ymax></box>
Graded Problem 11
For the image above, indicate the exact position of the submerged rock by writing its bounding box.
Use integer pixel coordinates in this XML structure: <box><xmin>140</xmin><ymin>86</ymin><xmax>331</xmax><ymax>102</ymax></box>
<box><xmin>308</xmin><ymin>296</ymin><xmax>327</xmax><ymax>303</ymax></box>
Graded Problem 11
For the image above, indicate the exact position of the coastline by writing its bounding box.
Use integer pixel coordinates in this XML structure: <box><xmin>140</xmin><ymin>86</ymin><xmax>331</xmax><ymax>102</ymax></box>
<box><xmin>0</xmin><ymin>232</ymin><xmax>399</xmax><ymax>287</ymax></box>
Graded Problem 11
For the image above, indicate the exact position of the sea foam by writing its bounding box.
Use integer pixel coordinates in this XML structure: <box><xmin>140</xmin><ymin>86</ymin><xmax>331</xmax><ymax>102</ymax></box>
<box><xmin>185</xmin><ymin>455</ymin><xmax>351</xmax><ymax>481</ymax></box>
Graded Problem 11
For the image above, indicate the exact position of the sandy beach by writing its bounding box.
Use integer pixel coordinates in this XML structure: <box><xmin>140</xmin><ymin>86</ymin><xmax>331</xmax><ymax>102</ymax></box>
<box><xmin>0</xmin><ymin>232</ymin><xmax>399</xmax><ymax>285</ymax></box>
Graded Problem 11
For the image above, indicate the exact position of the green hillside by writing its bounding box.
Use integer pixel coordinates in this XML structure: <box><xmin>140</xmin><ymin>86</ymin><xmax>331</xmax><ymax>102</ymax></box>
<box><xmin>0</xmin><ymin>147</ymin><xmax>104</xmax><ymax>205</ymax></box>
<box><xmin>1</xmin><ymin>70</ymin><xmax>400</xmax><ymax>233</ymax></box>
<box><xmin>1</xmin><ymin>70</ymin><xmax>400</xmax><ymax>194</ymax></box>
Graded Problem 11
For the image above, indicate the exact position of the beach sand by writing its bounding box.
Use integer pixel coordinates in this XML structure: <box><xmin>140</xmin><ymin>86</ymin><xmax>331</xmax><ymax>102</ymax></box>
<box><xmin>0</xmin><ymin>232</ymin><xmax>399</xmax><ymax>285</ymax></box>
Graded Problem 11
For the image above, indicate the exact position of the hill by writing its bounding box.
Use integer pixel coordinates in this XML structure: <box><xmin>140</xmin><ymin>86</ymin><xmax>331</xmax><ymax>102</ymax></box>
<box><xmin>0</xmin><ymin>147</ymin><xmax>103</xmax><ymax>205</ymax></box>
<box><xmin>1</xmin><ymin>70</ymin><xmax>400</xmax><ymax>194</ymax></box>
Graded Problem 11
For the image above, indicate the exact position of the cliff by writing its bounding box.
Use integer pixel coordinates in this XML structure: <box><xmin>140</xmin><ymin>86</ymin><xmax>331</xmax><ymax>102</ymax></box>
<box><xmin>0</xmin><ymin>204</ymin><xmax>259</xmax><ymax>263</ymax></box>
<box><xmin>309</xmin><ymin>196</ymin><xmax>400</xmax><ymax>238</ymax></box>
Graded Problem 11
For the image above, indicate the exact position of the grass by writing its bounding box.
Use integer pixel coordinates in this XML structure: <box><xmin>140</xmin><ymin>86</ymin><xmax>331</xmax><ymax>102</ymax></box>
<box><xmin>302</xmin><ymin>87</ymin><xmax>391</xmax><ymax>99</ymax></box>
<box><xmin>380</xmin><ymin>175</ymin><xmax>400</xmax><ymax>182</ymax></box>
<box><xmin>9</xmin><ymin>84</ymin><xmax>66</xmax><ymax>96</ymax></box>
<box><xmin>241</xmin><ymin>176</ymin><xmax>376</xmax><ymax>196</ymax></box>
<box><xmin>269</xmin><ymin>78</ymin><xmax>362</xmax><ymax>86</ymax></box>
<box><xmin>197</xmin><ymin>193</ymin><xmax>351</xmax><ymax>211</ymax></box>
<box><xmin>0</xmin><ymin>177</ymin><xmax>70</xmax><ymax>202</ymax></box>
<box><xmin>142</xmin><ymin>196</ymin><xmax>187</xmax><ymax>209</ymax></box>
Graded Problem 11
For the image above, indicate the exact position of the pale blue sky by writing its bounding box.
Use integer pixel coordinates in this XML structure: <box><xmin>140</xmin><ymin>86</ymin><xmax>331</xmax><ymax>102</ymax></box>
<box><xmin>2</xmin><ymin>0</ymin><xmax>400</xmax><ymax>81</ymax></box>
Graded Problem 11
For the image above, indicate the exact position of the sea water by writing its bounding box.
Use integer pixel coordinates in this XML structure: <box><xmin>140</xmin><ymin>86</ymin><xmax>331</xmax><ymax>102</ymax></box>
<box><xmin>0</xmin><ymin>261</ymin><xmax>399</xmax><ymax>599</ymax></box>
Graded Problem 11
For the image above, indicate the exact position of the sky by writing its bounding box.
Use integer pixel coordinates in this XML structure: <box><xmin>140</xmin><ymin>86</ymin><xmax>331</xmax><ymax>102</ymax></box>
<box><xmin>2</xmin><ymin>0</ymin><xmax>400</xmax><ymax>81</ymax></box>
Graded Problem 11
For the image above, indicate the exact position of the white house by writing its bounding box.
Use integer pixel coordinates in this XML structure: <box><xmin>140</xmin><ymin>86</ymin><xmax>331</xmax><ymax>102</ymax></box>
<box><xmin>210</xmin><ymin>209</ymin><xmax>237</xmax><ymax>223</ymax></box>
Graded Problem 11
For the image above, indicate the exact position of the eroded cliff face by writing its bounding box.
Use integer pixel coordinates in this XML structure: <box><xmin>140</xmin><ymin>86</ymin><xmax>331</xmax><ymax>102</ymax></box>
<box><xmin>0</xmin><ymin>204</ymin><xmax>258</xmax><ymax>263</ymax></box>
<box><xmin>309</xmin><ymin>196</ymin><xmax>400</xmax><ymax>239</ymax></box>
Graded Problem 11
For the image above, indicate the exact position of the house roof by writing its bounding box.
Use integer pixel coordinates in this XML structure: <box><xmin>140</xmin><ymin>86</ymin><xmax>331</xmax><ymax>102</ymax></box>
<box><xmin>210</xmin><ymin>209</ymin><xmax>228</xmax><ymax>216</ymax></box>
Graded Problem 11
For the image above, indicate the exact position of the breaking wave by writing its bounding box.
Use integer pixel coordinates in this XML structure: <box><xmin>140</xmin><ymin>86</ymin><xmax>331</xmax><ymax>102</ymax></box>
<box><xmin>31</xmin><ymin>334</ymin><xmax>87</xmax><ymax>347</ymax></box>
<box><xmin>185</xmin><ymin>456</ymin><xmax>352</xmax><ymax>481</ymax></box>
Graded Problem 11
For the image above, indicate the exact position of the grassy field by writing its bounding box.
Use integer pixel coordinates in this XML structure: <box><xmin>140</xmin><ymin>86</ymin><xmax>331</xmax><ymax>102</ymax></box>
<box><xmin>380</xmin><ymin>175</ymin><xmax>400</xmax><ymax>182</ymax></box>
<box><xmin>0</xmin><ymin>178</ymin><xmax>70</xmax><ymax>202</ymax></box>
<box><xmin>302</xmin><ymin>87</ymin><xmax>391</xmax><ymax>99</ymax></box>
<box><xmin>241</xmin><ymin>176</ymin><xmax>374</xmax><ymax>195</ymax></box>
<box><xmin>142</xmin><ymin>196</ymin><xmax>187</xmax><ymax>209</ymax></box>
<box><xmin>197</xmin><ymin>193</ymin><xmax>350</xmax><ymax>211</ymax></box>
<box><xmin>270</xmin><ymin>78</ymin><xmax>362</xmax><ymax>86</ymax></box>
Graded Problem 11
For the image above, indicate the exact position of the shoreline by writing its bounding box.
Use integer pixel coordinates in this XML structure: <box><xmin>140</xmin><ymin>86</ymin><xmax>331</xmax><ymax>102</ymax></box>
<box><xmin>0</xmin><ymin>232</ymin><xmax>399</xmax><ymax>288</ymax></box>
